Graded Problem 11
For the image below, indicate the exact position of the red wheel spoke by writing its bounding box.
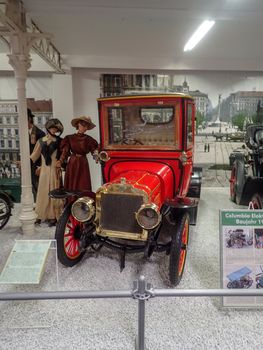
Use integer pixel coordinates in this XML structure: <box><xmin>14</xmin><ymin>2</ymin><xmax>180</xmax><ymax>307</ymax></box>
<box><xmin>63</xmin><ymin>215</ymin><xmax>81</xmax><ymax>259</ymax></box>
<box><xmin>179</xmin><ymin>219</ymin><xmax>189</xmax><ymax>276</ymax></box>
<box><xmin>65</xmin><ymin>236</ymin><xmax>74</xmax><ymax>248</ymax></box>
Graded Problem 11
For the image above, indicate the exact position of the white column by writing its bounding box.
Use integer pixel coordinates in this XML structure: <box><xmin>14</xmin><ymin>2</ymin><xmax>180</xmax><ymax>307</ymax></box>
<box><xmin>8</xmin><ymin>37</ymin><xmax>36</xmax><ymax>235</ymax></box>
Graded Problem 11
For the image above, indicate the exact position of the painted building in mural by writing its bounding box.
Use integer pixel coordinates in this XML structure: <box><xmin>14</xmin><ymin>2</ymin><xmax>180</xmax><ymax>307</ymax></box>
<box><xmin>172</xmin><ymin>79</ymin><xmax>209</xmax><ymax>116</ymax></box>
<box><xmin>100</xmin><ymin>74</ymin><xmax>209</xmax><ymax>116</ymax></box>
<box><xmin>0</xmin><ymin>98</ymin><xmax>52</xmax><ymax>178</ymax></box>
<box><xmin>217</xmin><ymin>91</ymin><xmax>263</xmax><ymax>123</ymax></box>
<box><xmin>228</xmin><ymin>91</ymin><xmax>263</xmax><ymax>118</ymax></box>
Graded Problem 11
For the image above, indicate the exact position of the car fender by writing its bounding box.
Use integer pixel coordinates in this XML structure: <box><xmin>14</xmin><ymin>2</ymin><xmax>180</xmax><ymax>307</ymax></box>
<box><xmin>162</xmin><ymin>197</ymin><xmax>199</xmax><ymax>225</ymax></box>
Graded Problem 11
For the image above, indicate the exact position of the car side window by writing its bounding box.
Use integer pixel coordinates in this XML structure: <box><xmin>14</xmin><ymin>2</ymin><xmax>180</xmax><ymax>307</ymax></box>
<box><xmin>108</xmin><ymin>108</ymin><xmax>123</xmax><ymax>143</ymax></box>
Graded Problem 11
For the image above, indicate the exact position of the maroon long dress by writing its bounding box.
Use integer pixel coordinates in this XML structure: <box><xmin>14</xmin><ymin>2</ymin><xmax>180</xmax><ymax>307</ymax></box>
<box><xmin>60</xmin><ymin>133</ymin><xmax>98</xmax><ymax>191</ymax></box>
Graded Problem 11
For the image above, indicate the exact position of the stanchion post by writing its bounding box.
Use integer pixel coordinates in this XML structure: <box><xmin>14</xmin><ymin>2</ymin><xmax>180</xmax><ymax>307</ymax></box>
<box><xmin>132</xmin><ymin>275</ymin><xmax>154</xmax><ymax>350</ymax></box>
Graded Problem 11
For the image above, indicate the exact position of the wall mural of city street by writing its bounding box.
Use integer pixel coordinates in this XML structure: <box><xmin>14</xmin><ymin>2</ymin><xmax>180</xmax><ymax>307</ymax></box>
<box><xmin>0</xmin><ymin>99</ymin><xmax>52</xmax><ymax>180</ymax></box>
<box><xmin>100</xmin><ymin>73</ymin><xmax>263</xmax><ymax>187</ymax></box>
<box><xmin>1</xmin><ymin>71</ymin><xmax>263</xmax><ymax>188</ymax></box>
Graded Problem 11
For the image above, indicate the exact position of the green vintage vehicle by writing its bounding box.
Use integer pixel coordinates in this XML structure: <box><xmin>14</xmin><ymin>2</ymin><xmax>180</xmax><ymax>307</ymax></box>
<box><xmin>0</xmin><ymin>177</ymin><xmax>21</xmax><ymax>229</ymax></box>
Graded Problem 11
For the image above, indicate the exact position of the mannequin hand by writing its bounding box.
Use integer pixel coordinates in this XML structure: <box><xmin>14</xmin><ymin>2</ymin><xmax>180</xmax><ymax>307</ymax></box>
<box><xmin>56</xmin><ymin>160</ymin><xmax>62</xmax><ymax>168</ymax></box>
<box><xmin>92</xmin><ymin>150</ymin><xmax>99</xmax><ymax>164</ymax></box>
<box><xmin>35</xmin><ymin>167</ymin><xmax>41</xmax><ymax>177</ymax></box>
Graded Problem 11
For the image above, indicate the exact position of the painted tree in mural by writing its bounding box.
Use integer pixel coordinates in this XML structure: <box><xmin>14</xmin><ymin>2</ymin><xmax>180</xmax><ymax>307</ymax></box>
<box><xmin>232</xmin><ymin>113</ymin><xmax>246</xmax><ymax>131</ymax></box>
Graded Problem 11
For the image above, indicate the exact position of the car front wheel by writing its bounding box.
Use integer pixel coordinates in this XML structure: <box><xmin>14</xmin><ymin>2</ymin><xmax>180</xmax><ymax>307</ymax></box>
<box><xmin>55</xmin><ymin>203</ymin><xmax>85</xmax><ymax>266</ymax></box>
<box><xmin>169</xmin><ymin>213</ymin><xmax>190</xmax><ymax>286</ymax></box>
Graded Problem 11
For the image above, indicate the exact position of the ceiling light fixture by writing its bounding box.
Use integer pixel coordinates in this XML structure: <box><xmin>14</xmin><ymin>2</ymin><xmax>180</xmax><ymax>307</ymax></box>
<box><xmin>184</xmin><ymin>20</ymin><xmax>215</xmax><ymax>52</ymax></box>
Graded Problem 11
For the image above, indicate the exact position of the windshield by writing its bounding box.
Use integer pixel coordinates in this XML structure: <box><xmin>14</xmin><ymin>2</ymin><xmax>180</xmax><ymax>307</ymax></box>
<box><xmin>105</xmin><ymin>104</ymin><xmax>178</xmax><ymax>148</ymax></box>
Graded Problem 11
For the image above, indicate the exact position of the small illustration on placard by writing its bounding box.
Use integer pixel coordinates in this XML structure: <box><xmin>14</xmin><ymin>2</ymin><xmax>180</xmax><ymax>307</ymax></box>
<box><xmin>226</xmin><ymin>266</ymin><xmax>253</xmax><ymax>289</ymax></box>
<box><xmin>225</xmin><ymin>228</ymin><xmax>253</xmax><ymax>249</ymax></box>
<box><xmin>255</xmin><ymin>265</ymin><xmax>263</xmax><ymax>289</ymax></box>
<box><xmin>254</xmin><ymin>229</ymin><xmax>263</xmax><ymax>248</ymax></box>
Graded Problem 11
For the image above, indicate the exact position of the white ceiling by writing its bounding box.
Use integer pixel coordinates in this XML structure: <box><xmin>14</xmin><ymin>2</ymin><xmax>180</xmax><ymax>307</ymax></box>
<box><xmin>4</xmin><ymin>0</ymin><xmax>263</xmax><ymax>71</ymax></box>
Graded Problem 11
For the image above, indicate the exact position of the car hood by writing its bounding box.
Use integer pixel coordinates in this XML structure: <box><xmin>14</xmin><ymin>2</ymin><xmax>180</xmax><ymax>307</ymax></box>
<box><xmin>107</xmin><ymin>161</ymin><xmax>174</xmax><ymax>208</ymax></box>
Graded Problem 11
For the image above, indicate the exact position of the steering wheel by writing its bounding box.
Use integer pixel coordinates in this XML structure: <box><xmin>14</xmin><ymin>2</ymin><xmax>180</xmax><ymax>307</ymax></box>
<box><xmin>121</xmin><ymin>138</ymin><xmax>143</xmax><ymax>145</ymax></box>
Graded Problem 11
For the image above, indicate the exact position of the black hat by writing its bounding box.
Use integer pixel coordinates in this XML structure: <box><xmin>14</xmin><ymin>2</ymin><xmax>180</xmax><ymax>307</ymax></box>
<box><xmin>45</xmin><ymin>118</ymin><xmax>64</xmax><ymax>134</ymax></box>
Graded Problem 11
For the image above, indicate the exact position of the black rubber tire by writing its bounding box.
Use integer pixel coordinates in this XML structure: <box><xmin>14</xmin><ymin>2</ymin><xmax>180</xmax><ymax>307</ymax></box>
<box><xmin>55</xmin><ymin>203</ymin><xmax>85</xmax><ymax>267</ymax></box>
<box><xmin>251</xmin><ymin>193</ymin><xmax>263</xmax><ymax>209</ymax></box>
<box><xmin>247</xmin><ymin>279</ymin><xmax>253</xmax><ymax>288</ymax></box>
<box><xmin>230</xmin><ymin>160</ymin><xmax>245</xmax><ymax>204</ymax></box>
<box><xmin>226</xmin><ymin>239</ymin><xmax>233</xmax><ymax>248</ymax></box>
<box><xmin>227</xmin><ymin>282</ymin><xmax>233</xmax><ymax>289</ymax></box>
<box><xmin>229</xmin><ymin>164</ymin><xmax>237</xmax><ymax>203</ymax></box>
<box><xmin>0</xmin><ymin>196</ymin><xmax>11</xmax><ymax>230</ymax></box>
<box><xmin>235</xmin><ymin>160</ymin><xmax>246</xmax><ymax>205</ymax></box>
<box><xmin>247</xmin><ymin>239</ymin><xmax>253</xmax><ymax>246</ymax></box>
<box><xmin>169</xmin><ymin>213</ymin><xmax>190</xmax><ymax>286</ymax></box>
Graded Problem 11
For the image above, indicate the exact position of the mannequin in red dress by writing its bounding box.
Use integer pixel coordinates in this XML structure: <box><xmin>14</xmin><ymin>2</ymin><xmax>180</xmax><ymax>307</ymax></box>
<box><xmin>57</xmin><ymin>116</ymin><xmax>98</xmax><ymax>192</ymax></box>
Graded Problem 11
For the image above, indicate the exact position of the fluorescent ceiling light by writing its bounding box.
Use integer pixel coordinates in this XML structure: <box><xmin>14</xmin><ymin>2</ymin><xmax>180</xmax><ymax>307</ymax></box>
<box><xmin>184</xmin><ymin>20</ymin><xmax>215</xmax><ymax>52</ymax></box>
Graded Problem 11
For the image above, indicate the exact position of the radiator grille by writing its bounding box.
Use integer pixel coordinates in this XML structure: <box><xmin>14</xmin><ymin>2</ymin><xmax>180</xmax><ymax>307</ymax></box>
<box><xmin>100</xmin><ymin>193</ymin><xmax>143</xmax><ymax>233</ymax></box>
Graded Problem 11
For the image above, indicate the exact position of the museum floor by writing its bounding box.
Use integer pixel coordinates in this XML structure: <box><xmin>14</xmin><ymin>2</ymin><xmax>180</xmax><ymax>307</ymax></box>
<box><xmin>0</xmin><ymin>186</ymin><xmax>262</xmax><ymax>349</ymax></box>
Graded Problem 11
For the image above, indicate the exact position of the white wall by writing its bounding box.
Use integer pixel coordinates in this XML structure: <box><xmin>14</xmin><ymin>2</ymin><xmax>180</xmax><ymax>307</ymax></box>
<box><xmin>0</xmin><ymin>74</ymin><xmax>52</xmax><ymax>100</ymax></box>
<box><xmin>52</xmin><ymin>73</ymin><xmax>74</xmax><ymax>136</ymax></box>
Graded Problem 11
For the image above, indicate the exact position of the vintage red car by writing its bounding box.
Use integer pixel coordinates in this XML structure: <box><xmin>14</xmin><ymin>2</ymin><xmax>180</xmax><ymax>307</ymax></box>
<box><xmin>52</xmin><ymin>93</ymin><xmax>202</xmax><ymax>286</ymax></box>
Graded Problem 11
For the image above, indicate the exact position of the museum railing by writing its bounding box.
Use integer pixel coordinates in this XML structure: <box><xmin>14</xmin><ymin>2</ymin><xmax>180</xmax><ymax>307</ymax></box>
<box><xmin>1</xmin><ymin>275</ymin><xmax>263</xmax><ymax>350</ymax></box>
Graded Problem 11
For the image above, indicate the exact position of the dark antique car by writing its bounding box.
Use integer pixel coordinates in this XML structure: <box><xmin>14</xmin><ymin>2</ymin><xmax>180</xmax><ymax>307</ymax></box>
<box><xmin>229</xmin><ymin>124</ymin><xmax>263</xmax><ymax>207</ymax></box>
<box><xmin>0</xmin><ymin>191</ymin><xmax>13</xmax><ymax>230</ymax></box>
<box><xmin>52</xmin><ymin>93</ymin><xmax>202</xmax><ymax>286</ymax></box>
<box><xmin>0</xmin><ymin>178</ymin><xmax>20</xmax><ymax>229</ymax></box>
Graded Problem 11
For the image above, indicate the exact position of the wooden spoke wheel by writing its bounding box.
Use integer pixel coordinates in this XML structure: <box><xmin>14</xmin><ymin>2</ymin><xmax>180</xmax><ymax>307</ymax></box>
<box><xmin>55</xmin><ymin>204</ymin><xmax>85</xmax><ymax>266</ymax></box>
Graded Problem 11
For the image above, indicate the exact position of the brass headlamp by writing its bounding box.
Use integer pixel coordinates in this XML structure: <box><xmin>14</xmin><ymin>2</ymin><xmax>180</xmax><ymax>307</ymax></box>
<box><xmin>71</xmin><ymin>197</ymin><xmax>95</xmax><ymax>222</ymax></box>
<box><xmin>135</xmin><ymin>203</ymin><xmax>161</xmax><ymax>230</ymax></box>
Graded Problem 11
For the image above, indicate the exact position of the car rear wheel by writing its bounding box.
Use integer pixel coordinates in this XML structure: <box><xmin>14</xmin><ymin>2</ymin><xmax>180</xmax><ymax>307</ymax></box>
<box><xmin>230</xmin><ymin>160</ymin><xmax>245</xmax><ymax>204</ymax></box>
<box><xmin>0</xmin><ymin>195</ymin><xmax>11</xmax><ymax>230</ymax></box>
<box><xmin>55</xmin><ymin>203</ymin><xmax>85</xmax><ymax>266</ymax></box>
<box><xmin>169</xmin><ymin>213</ymin><xmax>190</xmax><ymax>286</ymax></box>
<box><xmin>251</xmin><ymin>193</ymin><xmax>263</xmax><ymax>209</ymax></box>
<box><xmin>229</xmin><ymin>164</ymin><xmax>237</xmax><ymax>202</ymax></box>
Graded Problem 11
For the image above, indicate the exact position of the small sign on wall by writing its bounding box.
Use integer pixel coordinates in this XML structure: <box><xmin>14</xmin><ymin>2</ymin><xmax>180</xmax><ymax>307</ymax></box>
<box><xmin>220</xmin><ymin>209</ymin><xmax>263</xmax><ymax>307</ymax></box>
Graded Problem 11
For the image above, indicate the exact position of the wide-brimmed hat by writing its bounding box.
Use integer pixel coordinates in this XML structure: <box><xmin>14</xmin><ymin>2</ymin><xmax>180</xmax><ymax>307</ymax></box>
<box><xmin>45</xmin><ymin>118</ymin><xmax>64</xmax><ymax>133</ymax></box>
<box><xmin>71</xmin><ymin>116</ymin><xmax>96</xmax><ymax>130</ymax></box>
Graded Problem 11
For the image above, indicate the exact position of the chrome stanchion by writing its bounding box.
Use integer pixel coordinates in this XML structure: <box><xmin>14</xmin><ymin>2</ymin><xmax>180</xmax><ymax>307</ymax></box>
<box><xmin>133</xmin><ymin>275</ymin><xmax>154</xmax><ymax>350</ymax></box>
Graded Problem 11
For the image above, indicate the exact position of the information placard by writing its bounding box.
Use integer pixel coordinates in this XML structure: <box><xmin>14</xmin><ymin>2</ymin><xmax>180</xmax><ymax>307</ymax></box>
<box><xmin>220</xmin><ymin>209</ymin><xmax>263</xmax><ymax>307</ymax></box>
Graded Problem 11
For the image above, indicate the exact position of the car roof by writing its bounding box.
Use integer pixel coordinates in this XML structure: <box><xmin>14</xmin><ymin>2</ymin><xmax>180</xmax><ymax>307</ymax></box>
<box><xmin>97</xmin><ymin>92</ymin><xmax>193</xmax><ymax>101</ymax></box>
